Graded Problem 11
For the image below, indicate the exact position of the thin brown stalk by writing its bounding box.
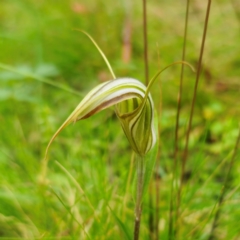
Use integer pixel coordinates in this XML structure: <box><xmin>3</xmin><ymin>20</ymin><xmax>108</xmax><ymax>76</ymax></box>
<box><xmin>181</xmin><ymin>0</ymin><xmax>212</xmax><ymax>182</ymax></box>
<box><xmin>179</xmin><ymin>0</ymin><xmax>212</xmax><ymax>210</ymax></box>
<box><xmin>170</xmin><ymin>0</ymin><xmax>190</xmax><ymax>239</ymax></box>
<box><xmin>142</xmin><ymin>0</ymin><xmax>149</xmax><ymax>85</ymax></box>
<box><xmin>208</xmin><ymin>126</ymin><xmax>240</xmax><ymax>240</ymax></box>
<box><xmin>174</xmin><ymin>0</ymin><xmax>212</xmax><ymax>237</ymax></box>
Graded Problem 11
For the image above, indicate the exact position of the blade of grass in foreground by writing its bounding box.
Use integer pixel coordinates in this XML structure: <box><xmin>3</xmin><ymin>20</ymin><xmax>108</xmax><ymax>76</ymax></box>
<box><xmin>55</xmin><ymin>160</ymin><xmax>98</xmax><ymax>220</ymax></box>
<box><xmin>109</xmin><ymin>206</ymin><xmax>131</xmax><ymax>240</ymax></box>
<box><xmin>50</xmin><ymin>186</ymin><xmax>91</xmax><ymax>240</ymax></box>
<box><xmin>0</xmin><ymin>63</ymin><xmax>83</xmax><ymax>96</ymax></box>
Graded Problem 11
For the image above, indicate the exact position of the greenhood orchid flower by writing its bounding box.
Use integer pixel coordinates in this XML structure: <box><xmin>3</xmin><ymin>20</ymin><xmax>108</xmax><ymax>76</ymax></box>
<box><xmin>44</xmin><ymin>77</ymin><xmax>156</xmax><ymax>158</ymax></box>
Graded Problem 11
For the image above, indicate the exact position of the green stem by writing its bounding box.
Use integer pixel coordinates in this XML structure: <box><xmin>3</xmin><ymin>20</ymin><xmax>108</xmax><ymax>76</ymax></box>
<box><xmin>134</xmin><ymin>155</ymin><xmax>145</xmax><ymax>240</ymax></box>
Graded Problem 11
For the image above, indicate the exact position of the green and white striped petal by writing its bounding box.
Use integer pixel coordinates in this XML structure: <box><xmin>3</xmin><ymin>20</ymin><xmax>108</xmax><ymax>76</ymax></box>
<box><xmin>115</xmin><ymin>79</ymin><xmax>156</xmax><ymax>156</ymax></box>
<box><xmin>45</xmin><ymin>77</ymin><xmax>156</xmax><ymax>158</ymax></box>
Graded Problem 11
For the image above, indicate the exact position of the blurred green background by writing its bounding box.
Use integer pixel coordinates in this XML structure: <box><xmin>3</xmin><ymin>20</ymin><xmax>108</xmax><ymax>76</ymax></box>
<box><xmin>0</xmin><ymin>0</ymin><xmax>240</xmax><ymax>239</ymax></box>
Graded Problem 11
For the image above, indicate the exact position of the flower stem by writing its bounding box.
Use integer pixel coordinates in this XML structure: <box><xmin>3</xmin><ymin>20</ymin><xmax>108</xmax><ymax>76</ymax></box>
<box><xmin>134</xmin><ymin>155</ymin><xmax>144</xmax><ymax>240</ymax></box>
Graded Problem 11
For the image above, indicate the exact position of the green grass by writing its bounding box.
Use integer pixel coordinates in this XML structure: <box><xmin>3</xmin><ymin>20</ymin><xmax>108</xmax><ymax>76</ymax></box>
<box><xmin>0</xmin><ymin>0</ymin><xmax>240</xmax><ymax>239</ymax></box>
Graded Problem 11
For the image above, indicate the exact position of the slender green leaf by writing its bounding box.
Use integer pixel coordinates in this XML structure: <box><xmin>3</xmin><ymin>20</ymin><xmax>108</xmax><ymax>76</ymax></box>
<box><xmin>50</xmin><ymin>186</ymin><xmax>91</xmax><ymax>240</ymax></box>
<box><xmin>108</xmin><ymin>206</ymin><xmax>131</xmax><ymax>240</ymax></box>
<box><xmin>0</xmin><ymin>63</ymin><xmax>82</xmax><ymax>96</ymax></box>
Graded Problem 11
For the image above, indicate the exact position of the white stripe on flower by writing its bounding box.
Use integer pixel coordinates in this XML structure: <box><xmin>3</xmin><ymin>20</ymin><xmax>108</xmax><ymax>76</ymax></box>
<box><xmin>45</xmin><ymin>78</ymin><xmax>156</xmax><ymax>158</ymax></box>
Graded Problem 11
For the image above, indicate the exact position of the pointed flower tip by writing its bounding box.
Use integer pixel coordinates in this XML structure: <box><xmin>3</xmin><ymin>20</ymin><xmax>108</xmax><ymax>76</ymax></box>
<box><xmin>46</xmin><ymin>77</ymin><xmax>156</xmax><ymax>157</ymax></box>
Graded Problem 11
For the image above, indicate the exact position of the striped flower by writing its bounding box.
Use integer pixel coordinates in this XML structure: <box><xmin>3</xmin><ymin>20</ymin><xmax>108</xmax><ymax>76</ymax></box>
<box><xmin>45</xmin><ymin>77</ymin><xmax>156</xmax><ymax>158</ymax></box>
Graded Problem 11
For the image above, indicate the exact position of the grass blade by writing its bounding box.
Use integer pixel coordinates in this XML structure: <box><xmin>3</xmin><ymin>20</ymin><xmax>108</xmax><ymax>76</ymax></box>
<box><xmin>108</xmin><ymin>206</ymin><xmax>131</xmax><ymax>240</ymax></box>
<box><xmin>0</xmin><ymin>63</ymin><xmax>82</xmax><ymax>96</ymax></box>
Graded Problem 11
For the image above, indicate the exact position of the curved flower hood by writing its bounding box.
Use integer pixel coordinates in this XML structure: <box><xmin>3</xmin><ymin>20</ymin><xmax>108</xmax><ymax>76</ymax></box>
<box><xmin>45</xmin><ymin>78</ymin><xmax>156</xmax><ymax>157</ymax></box>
